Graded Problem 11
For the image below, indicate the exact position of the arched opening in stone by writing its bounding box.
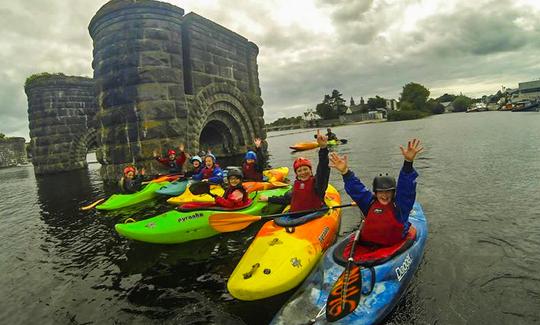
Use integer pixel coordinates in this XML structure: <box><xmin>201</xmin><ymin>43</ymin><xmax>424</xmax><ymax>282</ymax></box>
<box><xmin>70</xmin><ymin>128</ymin><xmax>99</xmax><ymax>169</ymax></box>
<box><xmin>199</xmin><ymin>109</ymin><xmax>249</xmax><ymax>157</ymax></box>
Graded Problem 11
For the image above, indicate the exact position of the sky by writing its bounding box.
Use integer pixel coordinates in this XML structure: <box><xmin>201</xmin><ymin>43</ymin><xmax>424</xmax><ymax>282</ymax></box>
<box><xmin>1</xmin><ymin>0</ymin><xmax>539</xmax><ymax>140</ymax></box>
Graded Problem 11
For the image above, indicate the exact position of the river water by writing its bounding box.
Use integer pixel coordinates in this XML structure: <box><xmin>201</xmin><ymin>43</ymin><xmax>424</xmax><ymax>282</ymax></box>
<box><xmin>1</xmin><ymin>111</ymin><xmax>539</xmax><ymax>324</ymax></box>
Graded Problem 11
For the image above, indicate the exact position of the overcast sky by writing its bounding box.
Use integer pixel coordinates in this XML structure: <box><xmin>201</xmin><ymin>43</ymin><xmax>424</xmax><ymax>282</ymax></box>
<box><xmin>1</xmin><ymin>0</ymin><xmax>539</xmax><ymax>140</ymax></box>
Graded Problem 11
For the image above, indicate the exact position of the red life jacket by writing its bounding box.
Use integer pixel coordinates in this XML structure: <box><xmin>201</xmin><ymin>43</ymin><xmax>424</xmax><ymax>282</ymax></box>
<box><xmin>290</xmin><ymin>176</ymin><xmax>324</xmax><ymax>212</ymax></box>
<box><xmin>360</xmin><ymin>200</ymin><xmax>404</xmax><ymax>246</ymax></box>
<box><xmin>202</xmin><ymin>167</ymin><xmax>214</xmax><ymax>179</ymax></box>
<box><xmin>223</xmin><ymin>185</ymin><xmax>248</xmax><ymax>203</ymax></box>
<box><xmin>242</xmin><ymin>162</ymin><xmax>263</xmax><ymax>181</ymax></box>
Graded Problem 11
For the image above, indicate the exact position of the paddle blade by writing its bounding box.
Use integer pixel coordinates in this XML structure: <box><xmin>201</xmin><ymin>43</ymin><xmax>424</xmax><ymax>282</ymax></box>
<box><xmin>339</xmin><ymin>139</ymin><xmax>348</xmax><ymax>144</ymax></box>
<box><xmin>326</xmin><ymin>263</ymin><xmax>362</xmax><ymax>322</ymax></box>
<box><xmin>209</xmin><ymin>213</ymin><xmax>262</xmax><ymax>232</ymax></box>
<box><xmin>270</xmin><ymin>181</ymin><xmax>289</xmax><ymax>187</ymax></box>
<box><xmin>189</xmin><ymin>182</ymin><xmax>211</xmax><ymax>195</ymax></box>
<box><xmin>80</xmin><ymin>198</ymin><xmax>106</xmax><ymax>211</ymax></box>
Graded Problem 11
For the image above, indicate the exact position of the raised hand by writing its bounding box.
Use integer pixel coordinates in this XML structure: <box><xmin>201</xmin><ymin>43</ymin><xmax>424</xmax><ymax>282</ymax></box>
<box><xmin>316</xmin><ymin>129</ymin><xmax>328</xmax><ymax>148</ymax></box>
<box><xmin>179</xmin><ymin>143</ymin><xmax>185</xmax><ymax>152</ymax></box>
<box><xmin>254</xmin><ymin>138</ymin><xmax>262</xmax><ymax>148</ymax></box>
<box><xmin>400</xmin><ymin>138</ymin><xmax>424</xmax><ymax>162</ymax></box>
<box><xmin>153</xmin><ymin>150</ymin><xmax>159</xmax><ymax>158</ymax></box>
<box><xmin>329</xmin><ymin>152</ymin><xmax>349</xmax><ymax>175</ymax></box>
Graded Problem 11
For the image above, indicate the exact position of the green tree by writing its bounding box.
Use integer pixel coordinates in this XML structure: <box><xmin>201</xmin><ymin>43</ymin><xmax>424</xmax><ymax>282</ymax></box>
<box><xmin>452</xmin><ymin>95</ymin><xmax>472</xmax><ymax>112</ymax></box>
<box><xmin>330</xmin><ymin>89</ymin><xmax>347</xmax><ymax>116</ymax></box>
<box><xmin>316</xmin><ymin>94</ymin><xmax>336</xmax><ymax>119</ymax></box>
<box><xmin>400</xmin><ymin>82</ymin><xmax>430</xmax><ymax>111</ymax></box>
<box><xmin>0</xmin><ymin>133</ymin><xmax>5</xmax><ymax>139</ymax></box>
<box><xmin>436</xmin><ymin>93</ymin><xmax>456</xmax><ymax>103</ymax></box>
<box><xmin>367</xmin><ymin>96</ymin><xmax>386</xmax><ymax>110</ymax></box>
<box><xmin>426</xmin><ymin>99</ymin><xmax>445</xmax><ymax>114</ymax></box>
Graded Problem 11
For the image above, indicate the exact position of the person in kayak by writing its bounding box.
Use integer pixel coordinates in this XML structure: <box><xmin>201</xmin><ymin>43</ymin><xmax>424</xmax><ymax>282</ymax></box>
<box><xmin>153</xmin><ymin>144</ymin><xmax>187</xmax><ymax>174</ymax></box>
<box><xmin>326</xmin><ymin>128</ymin><xmax>338</xmax><ymax>141</ymax></box>
<box><xmin>191</xmin><ymin>152</ymin><xmax>224</xmax><ymax>184</ymax></box>
<box><xmin>185</xmin><ymin>155</ymin><xmax>203</xmax><ymax>178</ymax></box>
<box><xmin>211</xmin><ymin>168</ymin><xmax>250</xmax><ymax>208</ymax></box>
<box><xmin>243</xmin><ymin>138</ymin><xmax>265</xmax><ymax>182</ymax></box>
<box><xmin>119</xmin><ymin>165</ymin><xmax>146</xmax><ymax>193</ymax></box>
<box><xmin>329</xmin><ymin>138</ymin><xmax>423</xmax><ymax>260</ymax></box>
<box><xmin>259</xmin><ymin>130</ymin><xmax>329</xmax><ymax>212</ymax></box>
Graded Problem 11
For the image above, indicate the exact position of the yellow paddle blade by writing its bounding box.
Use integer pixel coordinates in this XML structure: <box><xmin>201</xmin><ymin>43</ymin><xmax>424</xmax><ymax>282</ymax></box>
<box><xmin>80</xmin><ymin>198</ymin><xmax>106</xmax><ymax>211</ymax></box>
<box><xmin>209</xmin><ymin>213</ymin><xmax>262</xmax><ymax>232</ymax></box>
<box><xmin>270</xmin><ymin>181</ymin><xmax>289</xmax><ymax>187</ymax></box>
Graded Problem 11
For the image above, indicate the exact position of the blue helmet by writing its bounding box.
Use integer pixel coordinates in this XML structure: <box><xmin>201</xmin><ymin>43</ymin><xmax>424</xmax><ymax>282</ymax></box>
<box><xmin>244</xmin><ymin>151</ymin><xmax>257</xmax><ymax>161</ymax></box>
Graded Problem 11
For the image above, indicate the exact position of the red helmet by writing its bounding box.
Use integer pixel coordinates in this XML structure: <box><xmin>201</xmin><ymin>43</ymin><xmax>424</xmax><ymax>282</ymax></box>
<box><xmin>293</xmin><ymin>157</ymin><xmax>312</xmax><ymax>172</ymax></box>
<box><xmin>167</xmin><ymin>149</ymin><xmax>176</xmax><ymax>156</ymax></box>
<box><xmin>123</xmin><ymin>166</ymin><xmax>136</xmax><ymax>176</ymax></box>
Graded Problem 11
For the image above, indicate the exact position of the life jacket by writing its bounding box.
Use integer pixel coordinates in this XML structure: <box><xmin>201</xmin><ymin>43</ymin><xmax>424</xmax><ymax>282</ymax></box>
<box><xmin>242</xmin><ymin>162</ymin><xmax>263</xmax><ymax>181</ymax></box>
<box><xmin>202</xmin><ymin>166</ymin><xmax>215</xmax><ymax>179</ymax></box>
<box><xmin>223</xmin><ymin>185</ymin><xmax>248</xmax><ymax>203</ymax></box>
<box><xmin>360</xmin><ymin>200</ymin><xmax>405</xmax><ymax>246</ymax></box>
<box><xmin>290</xmin><ymin>176</ymin><xmax>324</xmax><ymax>212</ymax></box>
<box><xmin>168</xmin><ymin>159</ymin><xmax>181</xmax><ymax>173</ymax></box>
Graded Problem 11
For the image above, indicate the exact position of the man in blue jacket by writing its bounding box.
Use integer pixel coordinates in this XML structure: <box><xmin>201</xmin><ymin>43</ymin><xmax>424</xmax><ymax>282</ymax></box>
<box><xmin>329</xmin><ymin>139</ymin><xmax>423</xmax><ymax>260</ymax></box>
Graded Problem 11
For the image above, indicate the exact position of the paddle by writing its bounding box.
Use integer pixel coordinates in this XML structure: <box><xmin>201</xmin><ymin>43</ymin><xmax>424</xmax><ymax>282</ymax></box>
<box><xmin>325</xmin><ymin>218</ymin><xmax>365</xmax><ymax>322</ymax></box>
<box><xmin>209</xmin><ymin>202</ymin><xmax>356</xmax><ymax>232</ymax></box>
<box><xmin>188</xmin><ymin>181</ymin><xmax>221</xmax><ymax>196</ymax></box>
<box><xmin>80</xmin><ymin>198</ymin><xmax>106</xmax><ymax>211</ymax></box>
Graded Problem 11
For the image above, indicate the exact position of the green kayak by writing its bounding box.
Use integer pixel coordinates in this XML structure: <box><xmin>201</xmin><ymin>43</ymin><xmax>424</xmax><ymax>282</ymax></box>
<box><xmin>96</xmin><ymin>181</ymin><xmax>169</xmax><ymax>211</ymax></box>
<box><xmin>114</xmin><ymin>186</ymin><xmax>291</xmax><ymax>244</ymax></box>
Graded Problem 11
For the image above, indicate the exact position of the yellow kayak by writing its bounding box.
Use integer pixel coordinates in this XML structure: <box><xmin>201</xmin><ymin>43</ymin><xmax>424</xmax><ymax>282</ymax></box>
<box><xmin>227</xmin><ymin>184</ymin><xmax>342</xmax><ymax>301</ymax></box>
<box><xmin>167</xmin><ymin>167</ymin><xmax>289</xmax><ymax>205</ymax></box>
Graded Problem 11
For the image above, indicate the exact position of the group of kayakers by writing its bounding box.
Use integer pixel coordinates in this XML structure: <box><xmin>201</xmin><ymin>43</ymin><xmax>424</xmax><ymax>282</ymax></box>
<box><xmin>120</xmin><ymin>129</ymin><xmax>423</xmax><ymax>261</ymax></box>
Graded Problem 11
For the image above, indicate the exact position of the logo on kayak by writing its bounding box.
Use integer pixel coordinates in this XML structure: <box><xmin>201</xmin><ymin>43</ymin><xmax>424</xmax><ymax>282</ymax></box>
<box><xmin>145</xmin><ymin>222</ymin><xmax>156</xmax><ymax>228</ymax></box>
<box><xmin>269</xmin><ymin>238</ymin><xmax>283</xmax><ymax>246</ymax></box>
<box><xmin>318</xmin><ymin>226</ymin><xmax>330</xmax><ymax>244</ymax></box>
<box><xmin>291</xmin><ymin>257</ymin><xmax>302</xmax><ymax>268</ymax></box>
<box><xmin>395</xmin><ymin>253</ymin><xmax>413</xmax><ymax>281</ymax></box>
<box><xmin>177</xmin><ymin>212</ymin><xmax>204</xmax><ymax>223</ymax></box>
<box><xmin>374</xmin><ymin>208</ymin><xmax>383</xmax><ymax>214</ymax></box>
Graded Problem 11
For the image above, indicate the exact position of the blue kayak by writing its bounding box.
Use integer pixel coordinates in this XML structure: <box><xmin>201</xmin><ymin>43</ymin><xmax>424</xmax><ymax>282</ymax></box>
<box><xmin>155</xmin><ymin>179</ymin><xmax>189</xmax><ymax>196</ymax></box>
<box><xmin>271</xmin><ymin>202</ymin><xmax>428</xmax><ymax>325</ymax></box>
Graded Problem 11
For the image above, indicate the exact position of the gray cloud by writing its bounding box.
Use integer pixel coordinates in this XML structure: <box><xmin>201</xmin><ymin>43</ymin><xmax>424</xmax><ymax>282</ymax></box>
<box><xmin>1</xmin><ymin>0</ymin><xmax>539</xmax><ymax>138</ymax></box>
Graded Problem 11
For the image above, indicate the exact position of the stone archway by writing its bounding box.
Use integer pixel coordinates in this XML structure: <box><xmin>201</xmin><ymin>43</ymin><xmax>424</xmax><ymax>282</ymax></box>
<box><xmin>188</xmin><ymin>83</ymin><xmax>259</xmax><ymax>157</ymax></box>
<box><xmin>69</xmin><ymin>128</ymin><xmax>100</xmax><ymax>167</ymax></box>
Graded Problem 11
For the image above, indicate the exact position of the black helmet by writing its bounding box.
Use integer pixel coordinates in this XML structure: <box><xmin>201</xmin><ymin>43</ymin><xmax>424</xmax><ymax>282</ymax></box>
<box><xmin>227</xmin><ymin>168</ymin><xmax>243</xmax><ymax>180</ymax></box>
<box><xmin>372</xmin><ymin>174</ymin><xmax>396</xmax><ymax>192</ymax></box>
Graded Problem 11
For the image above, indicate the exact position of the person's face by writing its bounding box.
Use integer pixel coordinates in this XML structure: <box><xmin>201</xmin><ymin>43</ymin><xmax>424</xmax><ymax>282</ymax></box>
<box><xmin>192</xmin><ymin>160</ymin><xmax>200</xmax><ymax>168</ymax></box>
<box><xmin>205</xmin><ymin>157</ymin><xmax>214</xmax><ymax>168</ymax></box>
<box><xmin>375</xmin><ymin>190</ymin><xmax>394</xmax><ymax>205</ymax></box>
<box><xmin>327</xmin><ymin>128</ymin><xmax>331</xmax><ymax>132</ymax></box>
<box><xmin>228</xmin><ymin>176</ymin><xmax>241</xmax><ymax>186</ymax></box>
<box><xmin>126</xmin><ymin>171</ymin><xmax>135</xmax><ymax>179</ymax></box>
<box><xmin>295</xmin><ymin>166</ymin><xmax>312</xmax><ymax>181</ymax></box>
<box><xmin>168</xmin><ymin>154</ymin><xmax>176</xmax><ymax>160</ymax></box>
<box><xmin>246</xmin><ymin>159</ymin><xmax>255</xmax><ymax>164</ymax></box>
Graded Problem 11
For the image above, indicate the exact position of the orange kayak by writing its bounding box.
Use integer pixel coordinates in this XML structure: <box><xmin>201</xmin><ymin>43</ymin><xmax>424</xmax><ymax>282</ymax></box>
<box><xmin>242</xmin><ymin>167</ymin><xmax>289</xmax><ymax>193</ymax></box>
<box><xmin>289</xmin><ymin>141</ymin><xmax>319</xmax><ymax>151</ymax></box>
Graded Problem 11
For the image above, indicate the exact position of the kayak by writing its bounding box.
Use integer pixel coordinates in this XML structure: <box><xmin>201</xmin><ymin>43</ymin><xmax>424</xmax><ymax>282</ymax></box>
<box><xmin>166</xmin><ymin>184</ymin><xmax>225</xmax><ymax>205</ymax></box>
<box><xmin>96</xmin><ymin>181</ymin><xmax>170</xmax><ymax>210</ymax></box>
<box><xmin>167</xmin><ymin>167</ymin><xmax>289</xmax><ymax>205</ymax></box>
<box><xmin>155</xmin><ymin>179</ymin><xmax>189</xmax><ymax>196</ymax></box>
<box><xmin>289</xmin><ymin>141</ymin><xmax>319</xmax><ymax>151</ymax></box>
<box><xmin>114</xmin><ymin>186</ymin><xmax>291</xmax><ymax>244</ymax></box>
<box><xmin>271</xmin><ymin>202</ymin><xmax>428</xmax><ymax>324</ymax></box>
<box><xmin>243</xmin><ymin>167</ymin><xmax>290</xmax><ymax>193</ymax></box>
<box><xmin>227</xmin><ymin>184</ymin><xmax>342</xmax><ymax>301</ymax></box>
<box><xmin>289</xmin><ymin>140</ymin><xmax>344</xmax><ymax>151</ymax></box>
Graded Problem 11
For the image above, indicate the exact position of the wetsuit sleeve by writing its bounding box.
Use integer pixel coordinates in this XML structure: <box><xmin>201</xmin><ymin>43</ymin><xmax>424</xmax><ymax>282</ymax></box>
<box><xmin>314</xmin><ymin>147</ymin><xmax>330</xmax><ymax>199</ymax></box>
<box><xmin>155</xmin><ymin>157</ymin><xmax>169</xmax><ymax>167</ymax></box>
<box><xmin>268</xmin><ymin>189</ymin><xmax>292</xmax><ymax>205</ymax></box>
<box><xmin>255</xmin><ymin>147</ymin><xmax>265</xmax><ymax>172</ymax></box>
<box><xmin>176</xmin><ymin>152</ymin><xmax>187</xmax><ymax>171</ymax></box>
<box><xmin>191</xmin><ymin>169</ymin><xmax>203</xmax><ymax>181</ymax></box>
<box><xmin>207</xmin><ymin>167</ymin><xmax>224</xmax><ymax>184</ymax></box>
<box><xmin>343</xmin><ymin>170</ymin><xmax>374</xmax><ymax>215</ymax></box>
<box><xmin>394</xmin><ymin>160</ymin><xmax>418</xmax><ymax>223</ymax></box>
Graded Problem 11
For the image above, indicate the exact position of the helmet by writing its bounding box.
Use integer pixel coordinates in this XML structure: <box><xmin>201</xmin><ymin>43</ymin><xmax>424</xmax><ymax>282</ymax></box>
<box><xmin>190</xmin><ymin>155</ymin><xmax>202</xmax><ymax>164</ymax></box>
<box><xmin>205</xmin><ymin>153</ymin><xmax>216</xmax><ymax>162</ymax></box>
<box><xmin>293</xmin><ymin>157</ymin><xmax>312</xmax><ymax>172</ymax></box>
<box><xmin>372</xmin><ymin>174</ymin><xmax>396</xmax><ymax>192</ymax></box>
<box><xmin>123</xmin><ymin>166</ymin><xmax>136</xmax><ymax>176</ymax></box>
<box><xmin>167</xmin><ymin>149</ymin><xmax>176</xmax><ymax>156</ymax></box>
<box><xmin>244</xmin><ymin>151</ymin><xmax>257</xmax><ymax>161</ymax></box>
<box><xmin>227</xmin><ymin>168</ymin><xmax>243</xmax><ymax>180</ymax></box>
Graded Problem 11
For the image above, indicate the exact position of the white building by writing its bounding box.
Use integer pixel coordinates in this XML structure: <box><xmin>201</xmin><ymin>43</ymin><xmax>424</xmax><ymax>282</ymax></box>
<box><xmin>303</xmin><ymin>109</ymin><xmax>321</xmax><ymax>121</ymax></box>
<box><xmin>385</xmin><ymin>99</ymin><xmax>398</xmax><ymax>111</ymax></box>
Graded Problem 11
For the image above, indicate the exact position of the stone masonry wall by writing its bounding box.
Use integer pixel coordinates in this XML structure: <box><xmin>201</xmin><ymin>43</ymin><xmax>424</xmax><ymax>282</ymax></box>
<box><xmin>89</xmin><ymin>0</ymin><xmax>188</xmax><ymax>180</ymax></box>
<box><xmin>0</xmin><ymin>137</ymin><xmax>27</xmax><ymax>168</ymax></box>
<box><xmin>25</xmin><ymin>75</ymin><xmax>97</xmax><ymax>174</ymax></box>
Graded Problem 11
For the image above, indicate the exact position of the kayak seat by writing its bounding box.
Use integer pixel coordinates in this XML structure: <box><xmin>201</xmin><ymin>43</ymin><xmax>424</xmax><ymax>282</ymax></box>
<box><xmin>332</xmin><ymin>226</ymin><xmax>417</xmax><ymax>267</ymax></box>
<box><xmin>273</xmin><ymin>210</ymin><xmax>327</xmax><ymax>227</ymax></box>
<box><xmin>178</xmin><ymin>199</ymin><xmax>253</xmax><ymax>212</ymax></box>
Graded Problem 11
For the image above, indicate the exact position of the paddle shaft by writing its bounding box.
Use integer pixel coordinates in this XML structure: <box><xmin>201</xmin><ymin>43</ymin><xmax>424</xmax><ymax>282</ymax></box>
<box><xmin>261</xmin><ymin>203</ymin><xmax>356</xmax><ymax>220</ymax></box>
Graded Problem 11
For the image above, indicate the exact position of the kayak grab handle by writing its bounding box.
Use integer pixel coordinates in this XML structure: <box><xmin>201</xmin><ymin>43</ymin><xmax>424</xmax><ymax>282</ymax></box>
<box><xmin>124</xmin><ymin>218</ymin><xmax>136</xmax><ymax>224</ymax></box>
<box><xmin>243</xmin><ymin>263</ymin><xmax>260</xmax><ymax>279</ymax></box>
